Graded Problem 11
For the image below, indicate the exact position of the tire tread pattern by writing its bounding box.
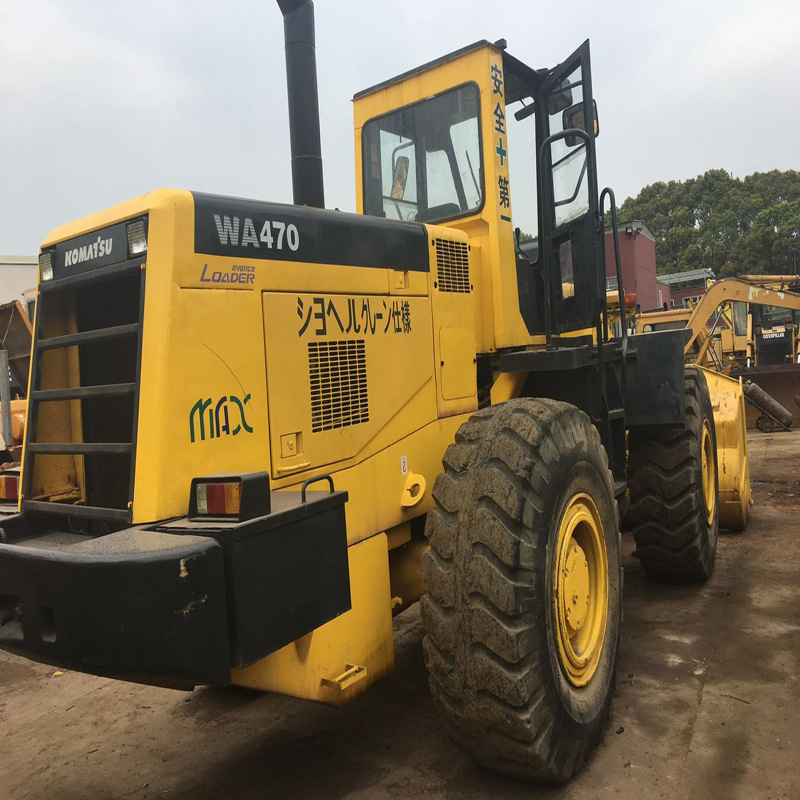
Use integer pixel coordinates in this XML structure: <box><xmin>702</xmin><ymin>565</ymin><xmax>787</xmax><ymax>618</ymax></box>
<box><xmin>421</xmin><ymin>398</ymin><xmax>618</xmax><ymax>782</ymax></box>
<box><xmin>627</xmin><ymin>366</ymin><xmax>719</xmax><ymax>582</ymax></box>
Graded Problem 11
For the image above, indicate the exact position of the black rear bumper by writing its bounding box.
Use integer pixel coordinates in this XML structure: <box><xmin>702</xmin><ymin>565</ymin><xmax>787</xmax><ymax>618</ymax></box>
<box><xmin>0</xmin><ymin>520</ymin><xmax>231</xmax><ymax>687</ymax></box>
<box><xmin>0</xmin><ymin>487</ymin><xmax>350</xmax><ymax>688</ymax></box>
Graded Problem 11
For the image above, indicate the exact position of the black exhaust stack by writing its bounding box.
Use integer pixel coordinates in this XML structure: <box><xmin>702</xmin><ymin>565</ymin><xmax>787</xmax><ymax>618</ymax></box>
<box><xmin>277</xmin><ymin>0</ymin><xmax>325</xmax><ymax>208</ymax></box>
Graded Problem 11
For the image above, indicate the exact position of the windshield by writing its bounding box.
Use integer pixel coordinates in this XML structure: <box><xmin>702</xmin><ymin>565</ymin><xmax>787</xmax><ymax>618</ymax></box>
<box><xmin>762</xmin><ymin>305</ymin><xmax>795</xmax><ymax>328</ymax></box>
<box><xmin>362</xmin><ymin>85</ymin><xmax>482</xmax><ymax>223</ymax></box>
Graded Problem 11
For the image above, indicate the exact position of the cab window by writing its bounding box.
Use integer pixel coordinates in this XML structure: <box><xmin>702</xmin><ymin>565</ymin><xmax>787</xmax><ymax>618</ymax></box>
<box><xmin>362</xmin><ymin>85</ymin><xmax>482</xmax><ymax>223</ymax></box>
<box><xmin>733</xmin><ymin>301</ymin><xmax>747</xmax><ymax>337</ymax></box>
<box><xmin>546</xmin><ymin>66</ymin><xmax>590</xmax><ymax>230</ymax></box>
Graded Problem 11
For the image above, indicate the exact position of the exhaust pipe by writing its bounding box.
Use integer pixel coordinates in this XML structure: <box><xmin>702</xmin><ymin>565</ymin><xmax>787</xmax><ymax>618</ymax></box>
<box><xmin>277</xmin><ymin>0</ymin><xmax>325</xmax><ymax>208</ymax></box>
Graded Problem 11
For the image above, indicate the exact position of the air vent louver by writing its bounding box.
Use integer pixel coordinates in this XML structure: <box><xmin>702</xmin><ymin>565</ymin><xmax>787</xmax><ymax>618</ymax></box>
<box><xmin>434</xmin><ymin>238</ymin><xmax>470</xmax><ymax>293</ymax></box>
<box><xmin>309</xmin><ymin>340</ymin><xmax>369</xmax><ymax>433</ymax></box>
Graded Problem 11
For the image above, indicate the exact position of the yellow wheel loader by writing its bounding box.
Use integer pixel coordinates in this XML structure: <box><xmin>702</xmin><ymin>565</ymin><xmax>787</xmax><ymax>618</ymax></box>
<box><xmin>0</xmin><ymin>0</ymin><xmax>748</xmax><ymax>782</ymax></box>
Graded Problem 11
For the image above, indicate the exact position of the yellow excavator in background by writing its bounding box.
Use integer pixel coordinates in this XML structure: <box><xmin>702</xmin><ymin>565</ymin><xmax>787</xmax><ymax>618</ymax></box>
<box><xmin>634</xmin><ymin>275</ymin><xmax>800</xmax><ymax>372</ymax></box>
<box><xmin>625</xmin><ymin>274</ymin><xmax>800</xmax><ymax>524</ymax></box>
<box><xmin>634</xmin><ymin>276</ymin><xmax>800</xmax><ymax>428</ymax></box>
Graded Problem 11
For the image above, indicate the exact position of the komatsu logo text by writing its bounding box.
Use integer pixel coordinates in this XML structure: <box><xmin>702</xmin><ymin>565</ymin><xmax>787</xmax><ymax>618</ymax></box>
<box><xmin>65</xmin><ymin>235</ymin><xmax>114</xmax><ymax>266</ymax></box>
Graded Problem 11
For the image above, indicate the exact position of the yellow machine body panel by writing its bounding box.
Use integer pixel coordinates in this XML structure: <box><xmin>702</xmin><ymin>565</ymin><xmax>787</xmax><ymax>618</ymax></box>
<box><xmin>261</xmin><ymin>291</ymin><xmax>436</xmax><ymax>476</ymax></box>
<box><xmin>232</xmin><ymin>532</ymin><xmax>394</xmax><ymax>704</ymax></box>
<box><xmin>23</xmin><ymin>185</ymin><xmax>483</xmax><ymax>699</ymax></box>
<box><xmin>33</xmin><ymin>191</ymin><xmax>478</xmax><ymax>543</ymax></box>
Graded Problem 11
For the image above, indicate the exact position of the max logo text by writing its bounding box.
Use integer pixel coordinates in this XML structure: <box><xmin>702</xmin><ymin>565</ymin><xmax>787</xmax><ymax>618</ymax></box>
<box><xmin>190</xmin><ymin>393</ymin><xmax>253</xmax><ymax>443</ymax></box>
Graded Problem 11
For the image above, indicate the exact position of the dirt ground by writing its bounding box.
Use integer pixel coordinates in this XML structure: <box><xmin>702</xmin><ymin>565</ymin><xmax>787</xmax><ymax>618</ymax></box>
<box><xmin>1</xmin><ymin>430</ymin><xmax>799</xmax><ymax>800</ymax></box>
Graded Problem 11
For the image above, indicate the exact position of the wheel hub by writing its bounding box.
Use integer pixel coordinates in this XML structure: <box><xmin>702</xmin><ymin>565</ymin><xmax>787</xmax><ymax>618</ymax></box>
<box><xmin>701</xmin><ymin>420</ymin><xmax>717</xmax><ymax>526</ymax></box>
<box><xmin>563</xmin><ymin>542</ymin><xmax>589</xmax><ymax>633</ymax></box>
<box><xmin>553</xmin><ymin>493</ymin><xmax>609</xmax><ymax>687</ymax></box>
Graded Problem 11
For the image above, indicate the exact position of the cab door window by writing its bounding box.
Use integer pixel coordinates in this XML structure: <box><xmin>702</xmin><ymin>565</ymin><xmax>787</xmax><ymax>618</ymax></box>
<box><xmin>546</xmin><ymin>66</ymin><xmax>590</xmax><ymax>230</ymax></box>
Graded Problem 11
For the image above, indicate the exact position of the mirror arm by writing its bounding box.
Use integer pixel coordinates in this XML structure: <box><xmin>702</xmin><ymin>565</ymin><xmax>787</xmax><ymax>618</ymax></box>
<box><xmin>551</xmin><ymin>78</ymin><xmax>583</xmax><ymax>94</ymax></box>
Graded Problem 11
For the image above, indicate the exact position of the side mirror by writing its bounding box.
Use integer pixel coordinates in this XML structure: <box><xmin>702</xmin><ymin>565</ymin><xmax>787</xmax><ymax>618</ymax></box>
<box><xmin>562</xmin><ymin>100</ymin><xmax>599</xmax><ymax>147</ymax></box>
<box><xmin>391</xmin><ymin>156</ymin><xmax>409</xmax><ymax>200</ymax></box>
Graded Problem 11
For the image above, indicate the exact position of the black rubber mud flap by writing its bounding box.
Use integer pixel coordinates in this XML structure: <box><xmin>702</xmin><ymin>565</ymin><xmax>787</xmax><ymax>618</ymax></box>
<box><xmin>624</xmin><ymin>329</ymin><xmax>688</xmax><ymax>428</ymax></box>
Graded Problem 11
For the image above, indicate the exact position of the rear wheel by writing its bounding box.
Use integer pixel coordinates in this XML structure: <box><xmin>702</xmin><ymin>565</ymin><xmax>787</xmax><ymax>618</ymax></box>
<box><xmin>421</xmin><ymin>399</ymin><xmax>621</xmax><ymax>782</ymax></box>
<box><xmin>627</xmin><ymin>366</ymin><xmax>719</xmax><ymax>582</ymax></box>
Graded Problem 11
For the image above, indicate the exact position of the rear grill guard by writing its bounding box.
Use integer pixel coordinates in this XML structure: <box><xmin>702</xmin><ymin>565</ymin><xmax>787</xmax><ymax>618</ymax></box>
<box><xmin>22</xmin><ymin>260</ymin><xmax>145</xmax><ymax>523</ymax></box>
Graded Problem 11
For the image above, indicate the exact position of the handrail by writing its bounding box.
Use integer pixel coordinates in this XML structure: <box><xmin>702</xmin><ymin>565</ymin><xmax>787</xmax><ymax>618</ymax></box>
<box><xmin>600</xmin><ymin>186</ymin><xmax>627</xmax><ymax>397</ymax></box>
<box><xmin>599</xmin><ymin>187</ymin><xmax>626</xmax><ymax>346</ymax></box>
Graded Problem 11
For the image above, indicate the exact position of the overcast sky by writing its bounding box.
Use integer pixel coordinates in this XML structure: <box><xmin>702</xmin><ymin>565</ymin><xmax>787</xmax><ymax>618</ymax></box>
<box><xmin>2</xmin><ymin>0</ymin><xmax>799</xmax><ymax>255</ymax></box>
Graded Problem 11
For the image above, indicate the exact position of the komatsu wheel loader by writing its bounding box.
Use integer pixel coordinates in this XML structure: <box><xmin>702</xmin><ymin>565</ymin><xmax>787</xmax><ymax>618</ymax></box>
<box><xmin>0</xmin><ymin>0</ymin><xmax>749</xmax><ymax>782</ymax></box>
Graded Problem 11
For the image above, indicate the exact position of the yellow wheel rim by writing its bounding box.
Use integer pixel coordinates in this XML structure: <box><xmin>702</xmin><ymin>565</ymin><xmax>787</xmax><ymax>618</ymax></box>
<box><xmin>553</xmin><ymin>493</ymin><xmax>608</xmax><ymax>687</ymax></box>
<box><xmin>701</xmin><ymin>420</ymin><xmax>716</xmax><ymax>526</ymax></box>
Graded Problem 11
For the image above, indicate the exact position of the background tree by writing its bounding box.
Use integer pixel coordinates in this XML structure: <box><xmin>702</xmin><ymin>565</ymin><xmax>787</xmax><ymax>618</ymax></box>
<box><xmin>609</xmin><ymin>169</ymin><xmax>800</xmax><ymax>276</ymax></box>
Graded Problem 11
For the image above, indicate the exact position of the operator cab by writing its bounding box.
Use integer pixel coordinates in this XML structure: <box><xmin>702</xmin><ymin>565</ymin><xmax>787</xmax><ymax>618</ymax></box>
<box><xmin>354</xmin><ymin>40</ymin><xmax>604</xmax><ymax>351</ymax></box>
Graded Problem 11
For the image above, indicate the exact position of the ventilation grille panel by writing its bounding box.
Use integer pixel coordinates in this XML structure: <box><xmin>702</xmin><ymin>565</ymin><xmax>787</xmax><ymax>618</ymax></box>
<box><xmin>309</xmin><ymin>340</ymin><xmax>369</xmax><ymax>433</ymax></box>
<box><xmin>435</xmin><ymin>238</ymin><xmax>470</xmax><ymax>293</ymax></box>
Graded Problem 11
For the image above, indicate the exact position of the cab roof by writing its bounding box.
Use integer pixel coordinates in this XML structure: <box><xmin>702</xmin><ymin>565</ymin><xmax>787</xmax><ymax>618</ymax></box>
<box><xmin>352</xmin><ymin>39</ymin><xmax>547</xmax><ymax>105</ymax></box>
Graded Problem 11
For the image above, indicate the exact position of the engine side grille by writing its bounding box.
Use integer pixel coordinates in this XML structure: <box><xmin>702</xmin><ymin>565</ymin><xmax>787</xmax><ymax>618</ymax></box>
<box><xmin>434</xmin><ymin>238</ymin><xmax>470</xmax><ymax>293</ymax></box>
<box><xmin>309</xmin><ymin>339</ymin><xmax>369</xmax><ymax>433</ymax></box>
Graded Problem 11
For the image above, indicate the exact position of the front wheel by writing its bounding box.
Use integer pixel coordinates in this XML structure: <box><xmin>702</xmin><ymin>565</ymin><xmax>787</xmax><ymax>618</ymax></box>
<box><xmin>421</xmin><ymin>398</ymin><xmax>621</xmax><ymax>782</ymax></box>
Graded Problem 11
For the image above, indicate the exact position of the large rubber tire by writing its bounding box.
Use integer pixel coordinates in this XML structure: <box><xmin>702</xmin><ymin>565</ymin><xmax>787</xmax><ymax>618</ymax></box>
<box><xmin>627</xmin><ymin>366</ymin><xmax>719</xmax><ymax>582</ymax></box>
<box><xmin>421</xmin><ymin>399</ymin><xmax>621</xmax><ymax>783</ymax></box>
